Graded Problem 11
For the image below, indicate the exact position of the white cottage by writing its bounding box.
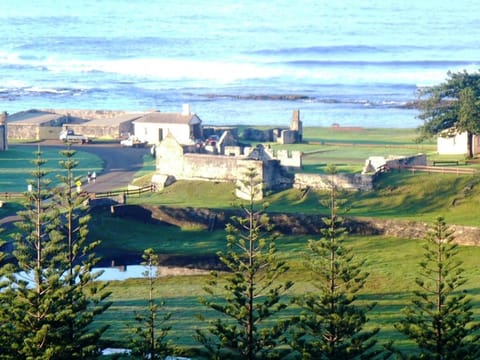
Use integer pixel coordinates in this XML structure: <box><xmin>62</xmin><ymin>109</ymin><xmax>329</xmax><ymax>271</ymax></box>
<box><xmin>437</xmin><ymin>128</ymin><xmax>480</xmax><ymax>155</ymax></box>
<box><xmin>132</xmin><ymin>105</ymin><xmax>202</xmax><ymax>145</ymax></box>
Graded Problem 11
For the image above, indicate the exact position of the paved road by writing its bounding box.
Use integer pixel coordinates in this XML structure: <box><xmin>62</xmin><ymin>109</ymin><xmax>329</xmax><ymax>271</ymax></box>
<box><xmin>19</xmin><ymin>141</ymin><xmax>150</xmax><ymax>193</ymax></box>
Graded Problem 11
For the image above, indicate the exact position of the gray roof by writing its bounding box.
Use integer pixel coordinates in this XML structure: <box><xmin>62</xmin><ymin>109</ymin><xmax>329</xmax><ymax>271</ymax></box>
<box><xmin>8</xmin><ymin>110</ymin><xmax>64</xmax><ymax>125</ymax></box>
<box><xmin>84</xmin><ymin>112</ymin><xmax>146</xmax><ymax>126</ymax></box>
<box><xmin>133</xmin><ymin>112</ymin><xmax>200</xmax><ymax>125</ymax></box>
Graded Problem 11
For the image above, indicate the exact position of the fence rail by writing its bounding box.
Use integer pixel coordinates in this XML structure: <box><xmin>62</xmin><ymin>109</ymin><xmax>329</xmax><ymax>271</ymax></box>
<box><xmin>398</xmin><ymin>165</ymin><xmax>477</xmax><ymax>175</ymax></box>
<box><xmin>1</xmin><ymin>192</ymin><xmax>24</xmax><ymax>201</ymax></box>
<box><xmin>1</xmin><ymin>184</ymin><xmax>156</xmax><ymax>202</ymax></box>
<box><xmin>92</xmin><ymin>184</ymin><xmax>156</xmax><ymax>199</ymax></box>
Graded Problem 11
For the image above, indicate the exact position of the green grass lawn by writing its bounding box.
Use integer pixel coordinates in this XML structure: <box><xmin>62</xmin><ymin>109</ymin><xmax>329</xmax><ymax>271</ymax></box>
<box><xmin>125</xmin><ymin>170</ymin><xmax>480</xmax><ymax>226</ymax></box>
<box><xmin>94</xmin><ymin>232</ymin><xmax>480</xmax><ymax>357</ymax></box>
<box><xmin>0</xmin><ymin>145</ymin><xmax>102</xmax><ymax>192</ymax></box>
<box><xmin>2</xmin><ymin>128</ymin><xmax>480</xmax><ymax>357</ymax></box>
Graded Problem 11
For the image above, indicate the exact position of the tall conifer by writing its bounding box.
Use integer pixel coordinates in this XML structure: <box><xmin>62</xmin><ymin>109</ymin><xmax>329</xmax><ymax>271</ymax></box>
<box><xmin>394</xmin><ymin>217</ymin><xmax>480</xmax><ymax>359</ymax></box>
<box><xmin>0</xmin><ymin>146</ymin><xmax>111</xmax><ymax>359</ymax></box>
<box><xmin>130</xmin><ymin>248</ymin><xmax>172</xmax><ymax>359</ymax></box>
<box><xmin>53</xmin><ymin>146</ymin><xmax>111</xmax><ymax>359</ymax></box>
<box><xmin>3</xmin><ymin>147</ymin><xmax>67</xmax><ymax>358</ymax></box>
<box><xmin>195</xmin><ymin>167</ymin><xmax>293</xmax><ymax>360</ymax></box>
<box><xmin>290</xmin><ymin>166</ymin><xmax>381</xmax><ymax>359</ymax></box>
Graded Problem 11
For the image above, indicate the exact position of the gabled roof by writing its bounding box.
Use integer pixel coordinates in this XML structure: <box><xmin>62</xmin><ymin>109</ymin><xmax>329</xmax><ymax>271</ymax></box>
<box><xmin>133</xmin><ymin>111</ymin><xmax>200</xmax><ymax>125</ymax></box>
<box><xmin>84</xmin><ymin>112</ymin><xmax>145</xmax><ymax>126</ymax></box>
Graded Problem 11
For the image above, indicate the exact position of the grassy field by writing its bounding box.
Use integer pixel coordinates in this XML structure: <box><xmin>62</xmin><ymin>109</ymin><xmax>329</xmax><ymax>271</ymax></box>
<box><xmin>124</xmin><ymin>170</ymin><xmax>480</xmax><ymax>226</ymax></box>
<box><xmin>0</xmin><ymin>145</ymin><xmax>102</xmax><ymax>192</ymax></box>
<box><xmin>2</xmin><ymin>128</ymin><xmax>480</xmax><ymax>357</ymax></box>
<box><xmin>94</xmin><ymin>232</ymin><xmax>480</xmax><ymax>357</ymax></box>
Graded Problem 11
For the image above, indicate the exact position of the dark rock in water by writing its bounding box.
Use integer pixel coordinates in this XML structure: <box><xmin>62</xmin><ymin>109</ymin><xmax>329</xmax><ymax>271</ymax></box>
<box><xmin>198</xmin><ymin>93</ymin><xmax>313</xmax><ymax>101</ymax></box>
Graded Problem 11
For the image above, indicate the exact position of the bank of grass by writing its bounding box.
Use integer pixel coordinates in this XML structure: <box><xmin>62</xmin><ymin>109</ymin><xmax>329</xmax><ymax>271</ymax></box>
<box><xmin>126</xmin><ymin>170</ymin><xmax>480</xmax><ymax>226</ymax></box>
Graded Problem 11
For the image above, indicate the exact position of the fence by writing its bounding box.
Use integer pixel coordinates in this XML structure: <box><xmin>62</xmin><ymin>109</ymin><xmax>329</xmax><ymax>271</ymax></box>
<box><xmin>1</xmin><ymin>184</ymin><xmax>156</xmax><ymax>202</ymax></box>
<box><xmin>398</xmin><ymin>165</ymin><xmax>477</xmax><ymax>175</ymax></box>
<box><xmin>1</xmin><ymin>192</ymin><xmax>24</xmax><ymax>201</ymax></box>
<box><xmin>93</xmin><ymin>184</ymin><xmax>156</xmax><ymax>199</ymax></box>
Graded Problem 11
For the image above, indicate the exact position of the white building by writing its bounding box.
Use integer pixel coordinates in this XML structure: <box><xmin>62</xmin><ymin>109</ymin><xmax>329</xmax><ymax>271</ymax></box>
<box><xmin>132</xmin><ymin>105</ymin><xmax>202</xmax><ymax>145</ymax></box>
<box><xmin>437</xmin><ymin>128</ymin><xmax>480</xmax><ymax>155</ymax></box>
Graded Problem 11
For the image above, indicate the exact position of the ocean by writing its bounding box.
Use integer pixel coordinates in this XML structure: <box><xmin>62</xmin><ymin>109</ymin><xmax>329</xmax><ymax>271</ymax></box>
<box><xmin>0</xmin><ymin>0</ymin><xmax>479</xmax><ymax>128</ymax></box>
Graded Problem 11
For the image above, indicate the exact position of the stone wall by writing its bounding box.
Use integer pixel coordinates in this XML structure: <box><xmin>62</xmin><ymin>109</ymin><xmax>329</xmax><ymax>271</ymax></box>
<box><xmin>66</xmin><ymin>123</ymin><xmax>132</xmax><ymax>139</ymax></box>
<box><xmin>264</xmin><ymin>147</ymin><xmax>302</xmax><ymax>169</ymax></box>
<box><xmin>39</xmin><ymin>126</ymin><xmax>63</xmax><ymax>140</ymax></box>
<box><xmin>278</xmin><ymin>129</ymin><xmax>298</xmax><ymax>144</ymax></box>
<box><xmin>363</xmin><ymin>154</ymin><xmax>427</xmax><ymax>173</ymax></box>
<box><xmin>294</xmin><ymin>172</ymin><xmax>374</xmax><ymax>191</ymax></box>
<box><xmin>8</xmin><ymin>123</ymin><xmax>39</xmax><ymax>140</ymax></box>
<box><xmin>109</xmin><ymin>204</ymin><xmax>480</xmax><ymax>246</ymax></box>
<box><xmin>182</xmin><ymin>153</ymin><xmax>241</xmax><ymax>181</ymax></box>
<box><xmin>44</xmin><ymin>109</ymin><xmax>131</xmax><ymax>121</ymax></box>
<box><xmin>155</xmin><ymin>135</ymin><xmax>296</xmax><ymax>198</ymax></box>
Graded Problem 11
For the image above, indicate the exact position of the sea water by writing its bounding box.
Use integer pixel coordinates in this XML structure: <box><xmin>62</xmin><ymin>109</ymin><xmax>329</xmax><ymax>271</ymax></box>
<box><xmin>0</xmin><ymin>0</ymin><xmax>479</xmax><ymax>128</ymax></box>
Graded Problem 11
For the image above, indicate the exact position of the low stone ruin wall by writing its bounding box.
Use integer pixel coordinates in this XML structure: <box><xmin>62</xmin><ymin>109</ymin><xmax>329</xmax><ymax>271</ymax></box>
<box><xmin>109</xmin><ymin>204</ymin><xmax>480</xmax><ymax>246</ymax></box>
<box><xmin>294</xmin><ymin>173</ymin><xmax>374</xmax><ymax>191</ymax></box>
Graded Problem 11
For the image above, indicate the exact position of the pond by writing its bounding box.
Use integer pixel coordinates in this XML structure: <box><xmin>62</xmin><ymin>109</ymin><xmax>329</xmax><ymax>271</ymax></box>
<box><xmin>95</xmin><ymin>265</ymin><xmax>210</xmax><ymax>281</ymax></box>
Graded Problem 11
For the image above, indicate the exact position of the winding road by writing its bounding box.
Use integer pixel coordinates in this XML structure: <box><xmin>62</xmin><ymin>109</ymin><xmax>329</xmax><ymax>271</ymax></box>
<box><xmin>20</xmin><ymin>141</ymin><xmax>150</xmax><ymax>193</ymax></box>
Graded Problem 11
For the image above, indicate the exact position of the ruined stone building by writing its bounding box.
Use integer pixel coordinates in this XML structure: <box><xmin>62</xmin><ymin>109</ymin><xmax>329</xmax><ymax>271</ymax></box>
<box><xmin>242</xmin><ymin>109</ymin><xmax>303</xmax><ymax>144</ymax></box>
<box><xmin>152</xmin><ymin>131</ymin><xmax>302</xmax><ymax>199</ymax></box>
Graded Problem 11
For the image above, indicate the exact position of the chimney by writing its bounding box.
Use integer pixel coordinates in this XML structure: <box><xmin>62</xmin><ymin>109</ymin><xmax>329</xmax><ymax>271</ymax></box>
<box><xmin>182</xmin><ymin>104</ymin><xmax>191</xmax><ymax>116</ymax></box>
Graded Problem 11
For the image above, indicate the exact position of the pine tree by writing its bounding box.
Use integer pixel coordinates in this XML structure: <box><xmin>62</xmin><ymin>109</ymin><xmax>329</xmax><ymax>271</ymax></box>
<box><xmin>195</xmin><ymin>166</ymin><xmax>293</xmax><ymax>360</ymax></box>
<box><xmin>290</xmin><ymin>166</ymin><xmax>380</xmax><ymax>359</ymax></box>
<box><xmin>0</xmin><ymin>146</ymin><xmax>111</xmax><ymax>359</ymax></box>
<box><xmin>53</xmin><ymin>145</ymin><xmax>111</xmax><ymax>359</ymax></box>
<box><xmin>130</xmin><ymin>248</ymin><xmax>172</xmax><ymax>360</ymax></box>
<box><xmin>0</xmin><ymin>230</ymin><xmax>19</xmax><ymax>360</ymax></box>
<box><xmin>394</xmin><ymin>217</ymin><xmax>480</xmax><ymax>360</ymax></box>
<box><xmin>2</xmin><ymin>146</ymin><xmax>67</xmax><ymax>359</ymax></box>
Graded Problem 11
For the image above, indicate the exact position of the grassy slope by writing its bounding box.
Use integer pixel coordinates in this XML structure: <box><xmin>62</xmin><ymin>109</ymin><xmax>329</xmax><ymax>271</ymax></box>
<box><xmin>126</xmin><ymin>170</ymin><xmax>480</xmax><ymax>226</ymax></box>
<box><xmin>3</xmin><ymin>128</ymin><xmax>480</xmax><ymax>356</ymax></box>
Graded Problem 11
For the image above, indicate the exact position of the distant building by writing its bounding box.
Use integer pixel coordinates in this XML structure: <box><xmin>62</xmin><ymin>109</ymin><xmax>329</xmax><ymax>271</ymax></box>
<box><xmin>7</xmin><ymin>110</ymin><xmax>72</xmax><ymax>140</ymax></box>
<box><xmin>58</xmin><ymin>111</ymin><xmax>145</xmax><ymax>139</ymax></box>
<box><xmin>437</xmin><ymin>128</ymin><xmax>480</xmax><ymax>155</ymax></box>
<box><xmin>133</xmin><ymin>104</ymin><xmax>202</xmax><ymax>145</ymax></box>
<box><xmin>153</xmin><ymin>131</ymin><xmax>300</xmax><ymax>199</ymax></box>
<box><xmin>242</xmin><ymin>109</ymin><xmax>303</xmax><ymax>144</ymax></box>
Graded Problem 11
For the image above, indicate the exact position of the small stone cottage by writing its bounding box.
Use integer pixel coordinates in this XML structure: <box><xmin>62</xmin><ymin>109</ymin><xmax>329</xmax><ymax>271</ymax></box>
<box><xmin>132</xmin><ymin>104</ymin><xmax>202</xmax><ymax>145</ymax></box>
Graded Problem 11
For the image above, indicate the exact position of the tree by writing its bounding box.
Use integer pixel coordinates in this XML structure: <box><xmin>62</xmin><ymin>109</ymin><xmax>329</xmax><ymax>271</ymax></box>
<box><xmin>0</xmin><ymin>146</ymin><xmax>110</xmax><ymax>359</ymax></box>
<box><xmin>394</xmin><ymin>217</ymin><xmax>480</xmax><ymax>359</ymax></box>
<box><xmin>290</xmin><ymin>166</ymin><xmax>381</xmax><ymax>360</ymax></box>
<box><xmin>458</xmin><ymin>87</ymin><xmax>480</xmax><ymax>158</ymax></box>
<box><xmin>53</xmin><ymin>145</ymin><xmax>111</xmax><ymax>359</ymax></box>
<box><xmin>0</xmin><ymin>229</ymin><xmax>19</xmax><ymax>360</ymax></box>
<box><xmin>195</xmin><ymin>167</ymin><xmax>293</xmax><ymax>360</ymax></box>
<box><xmin>1</xmin><ymin>146</ymin><xmax>68</xmax><ymax>359</ymax></box>
<box><xmin>417</xmin><ymin>70</ymin><xmax>480</xmax><ymax>158</ymax></box>
<box><xmin>130</xmin><ymin>248</ymin><xmax>172</xmax><ymax>360</ymax></box>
